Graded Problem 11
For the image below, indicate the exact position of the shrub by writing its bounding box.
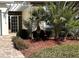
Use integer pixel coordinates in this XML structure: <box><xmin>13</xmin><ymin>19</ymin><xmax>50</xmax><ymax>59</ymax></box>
<box><xmin>45</xmin><ymin>30</ymin><xmax>53</xmax><ymax>38</ymax></box>
<box><xmin>32</xmin><ymin>30</ymin><xmax>45</xmax><ymax>40</ymax></box>
<box><xmin>12</xmin><ymin>36</ymin><xmax>28</xmax><ymax>50</ymax></box>
<box><xmin>17</xmin><ymin>29</ymin><xmax>30</xmax><ymax>39</ymax></box>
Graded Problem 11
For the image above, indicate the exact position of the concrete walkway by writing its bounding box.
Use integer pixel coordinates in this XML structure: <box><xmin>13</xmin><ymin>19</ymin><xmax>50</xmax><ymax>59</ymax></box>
<box><xmin>0</xmin><ymin>34</ymin><xmax>24</xmax><ymax>58</ymax></box>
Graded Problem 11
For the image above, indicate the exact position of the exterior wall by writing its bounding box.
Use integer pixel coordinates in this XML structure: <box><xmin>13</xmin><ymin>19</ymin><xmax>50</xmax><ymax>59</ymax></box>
<box><xmin>22</xmin><ymin>7</ymin><xmax>31</xmax><ymax>21</ymax></box>
<box><xmin>0</xmin><ymin>8</ymin><xmax>9</xmax><ymax>35</ymax></box>
<box><xmin>22</xmin><ymin>5</ymin><xmax>39</xmax><ymax>30</ymax></box>
<box><xmin>2</xmin><ymin>13</ymin><xmax>9</xmax><ymax>35</ymax></box>
<box><xmin>22</xmin><ymin>6</ymin><xmax>32</xmax><ymax>29</ymax></box>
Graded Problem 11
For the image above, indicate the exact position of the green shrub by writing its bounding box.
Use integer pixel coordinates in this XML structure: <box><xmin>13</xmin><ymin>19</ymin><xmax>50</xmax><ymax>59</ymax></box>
<box><xmin>30</xmin><ymin>45</ymin><xmax>79</xmax><ymax>58</ymax></box>
<box><xmin>12</xmin><ymin>36</ymin><xmax>28</xmax><ymax>50</ymax></box>
<box><xmin>16</xmin><ymin>29</ymin><xmax>30</xmax><ymax>39</ymax></box>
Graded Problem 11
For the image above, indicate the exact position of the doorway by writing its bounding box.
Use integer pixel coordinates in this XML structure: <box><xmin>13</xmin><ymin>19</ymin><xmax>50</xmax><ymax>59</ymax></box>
<box><xmin>9</xmin><ymin>15</ymin><xmax>19</xmax><ymax>33</ymax></box>
<box><xmin>8</xmin><ymin>11</ymin><xmax>22</xmax><ymax>33</ymax></box>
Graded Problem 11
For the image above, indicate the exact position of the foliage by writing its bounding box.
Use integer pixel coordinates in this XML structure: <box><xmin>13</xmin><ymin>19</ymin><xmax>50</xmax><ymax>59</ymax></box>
<box><xmin>29</xmin><ymin>6</ymin><xmax>52</xmax><ymax>39</ymax></box>
<box><xmin>30</xmin><ymin>6</ymin><xmax>51</xmax><ymax>26</ymax></box>
<box><xmin>47</xmin><ymin>2</ymin><xmax>79</xmax><ymax>38</ymax></box>
<box><xmin>30</xmin><ymin>45</ymin><xmax>79</xmax><ymax>58</ymax></box>
<box><xmin>65</xmin><ymin>19</ymin><xmax>79</xmax><ymax>39</ymax></box>
<box><xmin>17</xmin><ymin>29</ymin><xmax>30</xmax><ymax>39</ymax></box>
<box><xmin>22</xmin><ymin>2</ymin><xmax>79</xmax><ymax>39</ymax></box>
<box><xmin>32</xmin><ymin>29</ymin><xmax>45</xmax><ymax>40</ymax></box>
<box><xmin>12</xmin><ymin>36</ymin><xmax>28</xmax><ymax>50</ymax></box>
<box><xmin>66</xmin><ymin>19</ymin><xmax>79</xmax><ymax>33</ymax></box>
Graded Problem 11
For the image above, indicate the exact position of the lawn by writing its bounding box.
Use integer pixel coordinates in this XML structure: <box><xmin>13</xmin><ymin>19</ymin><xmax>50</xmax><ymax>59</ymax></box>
<box><xmin>30</xmin><ymin>44</ymin><xmax>79</xmax><ymax>58</ymax></box>
<box><xmin>12</xmin><ymin>36</ymin><xmax>79</xmax><ymax>58</ymax></box>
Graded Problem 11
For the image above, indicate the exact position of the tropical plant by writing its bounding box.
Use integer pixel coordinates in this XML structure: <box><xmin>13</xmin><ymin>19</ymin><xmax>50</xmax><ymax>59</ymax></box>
<box><xmin>65</xmin><ymin>19</ymin><xmax>79</xmax><ymax>39</ymax></box>
<box><xmin>29</xmin><ymin>6</ymin><xmax>52</xmax><ymax>39</ymax></box>
<box><xmin>30</xmin><ymin>6</ymin><xmax>50</xmax><ymax>27</ymax></box>
<box><xmin>47</xmin><ymin>1</ymin><xmax>79</xmax><ymax>39</ymax></box>
<box><xmin>17</xmin><ymin>29</ymin><xmax>30</xmax><ymax>39</ymax></box>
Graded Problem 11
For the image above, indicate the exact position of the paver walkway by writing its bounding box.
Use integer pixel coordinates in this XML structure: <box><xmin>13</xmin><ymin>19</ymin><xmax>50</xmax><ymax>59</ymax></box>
<box><xmin>0</xmin><ymin>34</ymin><xmax>24</xmax><ymax>58</ymax></box>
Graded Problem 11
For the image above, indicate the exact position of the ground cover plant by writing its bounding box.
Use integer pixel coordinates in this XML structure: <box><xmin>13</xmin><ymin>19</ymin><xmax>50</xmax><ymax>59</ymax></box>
<box><xmin>12</xmin><ymin>36</ymin><xmax>29</xmax><ymax>50</ymax></box>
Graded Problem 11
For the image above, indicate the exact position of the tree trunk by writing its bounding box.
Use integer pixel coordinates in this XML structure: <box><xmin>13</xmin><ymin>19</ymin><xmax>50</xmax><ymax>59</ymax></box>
<box><xmin>54</xmin><ymin>27</ymin><xmax>59</xmax><ymax>40</ymax></box>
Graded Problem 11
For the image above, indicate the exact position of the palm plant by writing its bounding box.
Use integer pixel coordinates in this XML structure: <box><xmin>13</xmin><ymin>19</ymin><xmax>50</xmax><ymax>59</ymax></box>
<box><xmin>30</xmin><ymin>6</ymin><xmax>50</xmax><ymax>28</ymax></box>
<box><xmin>29</xmin><ymin>6</ymin><xmax>51</xmax><ymax>39</ymax></box>
<box><xmin>66</xmin><ymin>19</ymin><xmax>79</xmax><ymax>39</ymax></box>
<box><xmin>47</xmin><ymin>1</ymin><xmax>79</xmax><ymax>39</ymax></box>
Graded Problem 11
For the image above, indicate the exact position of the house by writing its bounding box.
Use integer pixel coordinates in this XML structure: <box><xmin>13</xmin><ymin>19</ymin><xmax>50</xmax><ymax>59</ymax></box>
<box><xmin>0</xmin><ymin>1</ymin><xmax>46</xmax><ymax>36</ymax></box>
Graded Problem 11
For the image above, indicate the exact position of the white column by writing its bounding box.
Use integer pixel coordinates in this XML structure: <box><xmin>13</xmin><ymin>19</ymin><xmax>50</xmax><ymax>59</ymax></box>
<box><xmin>0</xmin><ymin>8</ymin><xmax>9</xmax><ymax>36</ymax></box>
<box><xmin>2</xmin><ymin>13</ymin><xmax>9</xmax><ymax>35</ymax></box>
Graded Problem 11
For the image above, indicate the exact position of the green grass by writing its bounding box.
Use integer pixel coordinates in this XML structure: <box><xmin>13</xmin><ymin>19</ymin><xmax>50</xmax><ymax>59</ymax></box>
<box><xmin>30</xmin><ymin>45</ymin><xmax>79</xmax><ymax>58</ymax></box>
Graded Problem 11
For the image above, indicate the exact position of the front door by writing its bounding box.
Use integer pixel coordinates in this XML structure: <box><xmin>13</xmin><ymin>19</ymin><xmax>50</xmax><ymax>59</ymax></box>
<box><xmin>9</xmin><ymin>15</ymin><xmax>19</xmax><ymax>33</ymax></box>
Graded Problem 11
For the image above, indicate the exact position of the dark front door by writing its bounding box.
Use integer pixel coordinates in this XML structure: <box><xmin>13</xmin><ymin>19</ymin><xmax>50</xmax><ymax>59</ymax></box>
<box><xmin>11</xmin><ymin>16</ymin><xmax>19</xmax><ymax>32</ymax></box>
<box><xmin>8</xmin><ymin>11</ymin><xmax>22</xmax><ymax>33</ymax></box>
<box><xmin>9</xmin><ymin>16</ymin><xmax>19</xmax><ymax>33</ymax></box>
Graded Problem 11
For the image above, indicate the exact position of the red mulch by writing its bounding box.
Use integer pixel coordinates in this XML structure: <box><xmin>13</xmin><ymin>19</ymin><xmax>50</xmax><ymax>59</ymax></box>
<box><xmin>21</xmin><ymin>39</ymin><xmax>79</xmax><ymax>57</ymax></box>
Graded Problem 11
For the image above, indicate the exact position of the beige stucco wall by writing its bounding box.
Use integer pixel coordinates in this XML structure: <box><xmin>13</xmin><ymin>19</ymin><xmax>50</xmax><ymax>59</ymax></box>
<box><xmin>22</xmin><ymin>5</ymin><xmax>39</xmax><ymax>20</ymax></box>
<box><xmin>22</xmin><ymin>7</ymin><xmax>31</xmax><ymax>21</ymax></box>
<box><xmin>22</xmin><ymin>5</ymin><xmax>39</xmax><ymax>30</ymax></box>
<box><xmin>22</xmin><ymin>6</ymin><xmax>32</xmax><ymax>29</ymax></box>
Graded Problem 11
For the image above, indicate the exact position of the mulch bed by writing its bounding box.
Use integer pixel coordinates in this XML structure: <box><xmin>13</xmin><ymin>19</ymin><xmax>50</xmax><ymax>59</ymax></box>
<box><xmin>21</xmin><ymin>39</ymin><xmax>79</xmax><ymax>57</ymax></box>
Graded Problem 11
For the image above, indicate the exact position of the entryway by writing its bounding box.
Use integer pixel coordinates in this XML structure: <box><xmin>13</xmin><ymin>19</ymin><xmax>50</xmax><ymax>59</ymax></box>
<box><xmin>9</xmin><ymin>15</ymin><xmax>19</xmax><ymax>33</ymax></box>
<box><xmin>8</xmin><ymin>11</ymin><xmax>22</xmax><ymax>34</ymax></box>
